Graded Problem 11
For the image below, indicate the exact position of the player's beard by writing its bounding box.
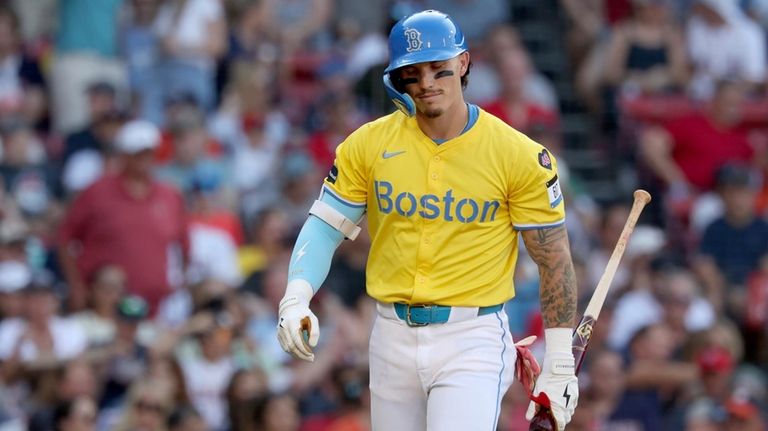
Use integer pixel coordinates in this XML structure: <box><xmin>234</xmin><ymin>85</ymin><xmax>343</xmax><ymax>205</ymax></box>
<box><xmin>422</xmin><ymin>107</ymin><xmax>443</xmax><ymax>118</ymax></box>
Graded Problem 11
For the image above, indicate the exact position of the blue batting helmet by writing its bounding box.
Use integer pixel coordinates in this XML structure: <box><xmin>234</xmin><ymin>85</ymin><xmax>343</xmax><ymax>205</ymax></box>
<box><xmin>383</xmin><ymin>10</ymin><xmax>468</xmax><ymax>116</ymax></box>
<box><xmin>385</xmin><ymin>10</ymin><xmax>467</xmax><ymax>73</ymax></box>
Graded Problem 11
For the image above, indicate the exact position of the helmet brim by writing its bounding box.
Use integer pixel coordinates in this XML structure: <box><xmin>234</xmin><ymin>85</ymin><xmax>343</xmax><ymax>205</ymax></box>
<box><xmin>384</xmin><ymin>49</ymin><xmax>467</xmax><ymax>73</ymax></box>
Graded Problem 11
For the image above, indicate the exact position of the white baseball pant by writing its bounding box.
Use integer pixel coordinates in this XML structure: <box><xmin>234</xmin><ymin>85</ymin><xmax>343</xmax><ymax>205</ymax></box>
<box><xmin>369</xmin><ymin>303</ymin><xmax>516</xmax><ymax>431</ymax></box>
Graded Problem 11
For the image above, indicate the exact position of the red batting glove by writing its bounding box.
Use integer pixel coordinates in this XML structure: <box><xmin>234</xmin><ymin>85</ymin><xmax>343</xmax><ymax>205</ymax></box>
<box><xmin>514</xmin><ymin>335</ymin><xmax>541</xmax><ymax>397</ymax></box>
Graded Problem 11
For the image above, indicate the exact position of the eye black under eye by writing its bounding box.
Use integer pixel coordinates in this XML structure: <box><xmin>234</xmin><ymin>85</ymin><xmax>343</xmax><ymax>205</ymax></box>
<box><xmin>435</xmin><ymin>70</ymin><xmax>455</xmax><ymax>79</ymax></box>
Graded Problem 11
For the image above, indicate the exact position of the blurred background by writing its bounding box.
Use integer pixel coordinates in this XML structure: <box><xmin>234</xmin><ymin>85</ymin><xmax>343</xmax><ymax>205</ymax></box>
<box><xmin>0</xmin><ymin>0</ymin><xmax>767</xmax><ymax>430</ymax></box>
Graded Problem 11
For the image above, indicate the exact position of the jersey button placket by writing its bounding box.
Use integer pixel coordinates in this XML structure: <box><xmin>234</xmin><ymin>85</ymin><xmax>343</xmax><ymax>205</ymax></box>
<box><xmin>416</xmin><ymin>153</ymin><xmax>441</xmax><ymax>294</ymax></box>
<box><xmin>428</xmin><ymin>152</ymin><xmax>442</xmax><ymax>183</ymax></box>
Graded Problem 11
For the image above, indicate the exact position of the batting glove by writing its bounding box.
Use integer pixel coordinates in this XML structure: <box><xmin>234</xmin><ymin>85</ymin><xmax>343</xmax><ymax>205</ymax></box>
<box><xmin>276</xmin><ymin>280</ymin><xmax>319</xmax><ymax>362</ymax></box>
<box><xmin>514</xmin><ymin>335</ymin><xmax>541</xmax><ymax>396</ymax></box>
<box><xmin>526</xmin><ymin>328</ymin><xmax>578</xmax><ymax>431</ymax></box>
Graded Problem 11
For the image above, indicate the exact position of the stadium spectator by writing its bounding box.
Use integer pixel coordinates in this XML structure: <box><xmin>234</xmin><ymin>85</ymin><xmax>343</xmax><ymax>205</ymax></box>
<box><xmin>574</xmin><ymin>349</ymin><xmax>653</xmax><ymax>429</ymax></box>
<box><xmin>58</xmin><ymin>120</ymin><xmax>188</xmax><ymax>312</ymax></box>
<box><xmin>251</xmin><ymin>392</ymin><xmax>300</xmax><ymax>431</ymax></box>
<box><xmin>155</xmin><ymin>106</ymin><xmax>229</xmax><ymax>196</ymax></box>
<box><xmin>260</xmin><ymin>0</ymin><xmax>333</xmax><ymax>55</ymax></box>
<box><xmin>152</xmin><ymin>0</ymin><xmax>227</xmax><ymax>121</ymax></box>
<box><xmin>50</xmin><ymin>0</ymin><xmax>126</xmax><ymax>134</ymax></box>
<box><xmin>209</xmin><ymin>61</ymin><xmax>290</xmax><ymax>219</ymax></box>
<box><xmin>609</xmin><ymin>266</ymin><xmax>715</xmax><ymax>351</ymax></box>
<box><xmin>52</xmin><ymin>395</ymin><xmax>98</xmax><ymax>431</ymax></box>
<box><xmin>622</xmin><ymin>324</ymin><xmax>699</xmax><ymax>429</ymax></box>
<box><xmin>687</xmin><ymin>0</ymin><xmax>766</xmax><ymax>100</ymax></box>
<box><xmin>113</xmin><ymin>378</ymin><xmax>175</xmax><ymax>431</ymax></box>
<box><xmin>59</xmin><ymin>83</ymin><xmax>126</xmax><ymax>196</ymax></box>
<box><xmin>0</xmin><ymin>259</ymin><xmax>30</xmax><ymax>319</ymax></box>
<box><xmin>27</xmin><ymin>358</ymin><xmax>99</xmax><ymax>431</ymax></box>
<box><xmin>482</xmin><ymin>45</ymin><xmax>560</xmax><ymax>140</ymax></box>
<box><xmin>600</xmin><ymin>0</ymin><xmax>689</xmax><ymax>133</ymax></box>
<box><xmin>602</xmin><ymin>0</ymin><xmax>688</xmax><ymax>96</ymax></box>
<box><xmin>69</xmin><ymin>264</ymin><xmax>127</xmax><ymax>347</ymax></box>
<box><xmin>639</xmin><ymin>80</ymin><xmax>760</xmax><ymax>219</ymax></box>
<box><xmin>469</xmin><ymin>24</ymin><xmax>558</xmax><ymax>110</ymax></box>
<box><xmin>0</xmin><ymin>6</ymin><xmax>47</xmax><ymax>132</ymax></box>
<box><xmin>178</xmin><ymin>309</ymin><xmax>237</xmax><ymax>430</ymax></box>
<box><xmin>167</xmin><ymin>404</ymin><xmax>208</xmax><ymax>431</ymax></box>
<box><xmin>221</xmin><ymin>0</ymin><xmax>279</xmax><ymax>65</ymax></box>
<box><xmin>90</xmin><ymin>295</ymin><xmax>150</xmax><ymax>410</ymax></box>
<box><xmin>0</xmin><ymin>276</ymin><xmax>88</xmax><ymax>374</ymax></box>
<box><xmin>694</xmin><ymin>164</ymin><xmax>768</xmax><ymax>317</ymax></box>
<box><xmin>226</xmin><ymin>368</ymin><xmax>269</xmax><ymax>431</ymax></box>
<box><xmin>120</xmin><ymin>0</ymin><xmax>163</xmax><ymax>123</ymax></box>
<box><xmin>0</xmin><ymin>116</ymin><xmax>56</xmax><ymax>218</ymax></box>
<box><xmin>325</xmin><ymin>365</ymin><xmax>371</xmax><ymax>431</ymax></box>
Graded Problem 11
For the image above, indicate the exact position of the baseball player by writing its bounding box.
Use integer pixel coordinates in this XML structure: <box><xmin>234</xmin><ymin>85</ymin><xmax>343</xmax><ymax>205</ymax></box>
<box><xmin>277</xmin><ymin>9</ymin><xmax>579</xmax><ymax>431</ymax></box>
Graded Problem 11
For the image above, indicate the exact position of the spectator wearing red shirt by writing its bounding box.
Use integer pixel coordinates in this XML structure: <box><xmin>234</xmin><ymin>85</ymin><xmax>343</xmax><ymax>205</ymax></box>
<box><xmin>639</xmin><ymin>81</ymin><xmax>758</xmax><ymax>214</ymax></box>
<box><xmin>481</xmin><ymin>45</ymin><xmax>559</xmax><ymax>145</ymax></box>
<box><xmin>58</xmin><ymin>120</ymin><xmax>188</xmax><ymax>313</ymax></box>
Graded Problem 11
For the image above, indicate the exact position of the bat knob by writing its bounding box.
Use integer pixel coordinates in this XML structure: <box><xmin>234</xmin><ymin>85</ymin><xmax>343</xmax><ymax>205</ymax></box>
<box><xmin>528</xmin><ymin>409</ymin><xmax>557</xmax><ymax>431</ymax></box>
<box><xmin>633</xmin><ymin>189</ymin><xmax>652</xmax><ymax>205</ymax></box>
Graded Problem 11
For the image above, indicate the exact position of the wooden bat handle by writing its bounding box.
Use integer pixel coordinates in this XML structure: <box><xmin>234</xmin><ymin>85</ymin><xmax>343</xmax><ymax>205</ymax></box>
<box><xmin>529</xmin><ymin>190</ymin><xmax>651</xmax><ymax>431</ymax></box>
<box><xmin>583</xmin><ymin>189</ymin><xmax>651</xmax><ymax>320</ymax></box>
<box><xmin>300</xmin><ymin>316</ymin><xmax>312</xmax><ymax>347</ymax></box>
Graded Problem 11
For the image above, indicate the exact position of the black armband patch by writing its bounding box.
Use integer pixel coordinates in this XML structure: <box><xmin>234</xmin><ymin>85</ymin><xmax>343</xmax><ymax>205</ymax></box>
<box><xmin>326</xmin><ymin>164</ymin><xmax>338</xmax><ymax>184</ymax></box>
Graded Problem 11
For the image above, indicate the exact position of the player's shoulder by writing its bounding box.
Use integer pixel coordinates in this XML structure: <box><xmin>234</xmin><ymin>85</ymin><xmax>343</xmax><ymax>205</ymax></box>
<box><xmin>352</xmin><ymin>111</ymin><xmax>403</xmax><ymax>136</ymax></box>
<box><xmin>338</xmin><ymin>112</ymin><xmax>404</xmax><ymax>151</ymax></box>
<box><xmin>477</xmin><ymin>108</ymin><xmax>547</xmax><ymax>154</ymax></box>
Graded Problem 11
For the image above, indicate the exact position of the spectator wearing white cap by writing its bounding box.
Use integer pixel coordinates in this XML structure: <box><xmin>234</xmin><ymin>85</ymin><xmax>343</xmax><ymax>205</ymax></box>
<box><xmin>0</xmin><ymin>260</ymin><xmax>30</xmax><ymax>319</ymax></box>
<box><xmin>0</xmin><ymin>273</ymin><xmax>88</xmax><ymax>377</ymax></box>
<box><xmin>58</xmin><ymin>120</ymin><xmax>189</xmax><ymax>313</ymax></box>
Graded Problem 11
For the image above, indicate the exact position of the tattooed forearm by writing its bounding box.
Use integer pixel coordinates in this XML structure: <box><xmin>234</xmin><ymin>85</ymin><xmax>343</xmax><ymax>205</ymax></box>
<box><xmin>521</xmin><ymin>225</ymin><xmax>578</xmax><ymax>328</ymax></box>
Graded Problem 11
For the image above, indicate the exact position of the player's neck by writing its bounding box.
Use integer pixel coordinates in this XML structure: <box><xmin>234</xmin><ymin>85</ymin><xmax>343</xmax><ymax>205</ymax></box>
<box><xmin>416</xmin><ymin>99</ymin><xmax>469</xmax><ymax>142</ymax></box>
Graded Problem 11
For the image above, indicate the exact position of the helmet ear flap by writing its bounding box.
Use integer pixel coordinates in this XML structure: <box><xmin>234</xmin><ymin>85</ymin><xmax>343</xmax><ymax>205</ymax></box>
<box><xmin>383</xmin><ymin>74</ymin><xmax>416</xmax><ymax>117</ymax></box>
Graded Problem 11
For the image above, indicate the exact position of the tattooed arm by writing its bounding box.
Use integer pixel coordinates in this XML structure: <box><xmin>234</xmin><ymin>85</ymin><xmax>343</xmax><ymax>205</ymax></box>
<box><xmin>521</xmin><ymin>224</ymin><xmax>577</xmax><ymax>328</ymax></box>
<box><xmin>521</xmin><ymin>224</ymin><xmax>580</xmax><ymax>427</ymax></box>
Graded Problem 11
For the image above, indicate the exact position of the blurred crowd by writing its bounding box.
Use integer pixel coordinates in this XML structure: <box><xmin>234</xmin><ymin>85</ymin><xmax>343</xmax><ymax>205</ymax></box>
<box><xmin>0</xmin><ymin>0</ymin><xmax>767</xmax><ymax>430</ymax></box>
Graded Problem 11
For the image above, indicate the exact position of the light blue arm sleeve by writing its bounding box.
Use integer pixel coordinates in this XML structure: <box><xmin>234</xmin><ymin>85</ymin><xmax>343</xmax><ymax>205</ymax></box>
<box><xmin>287</xmin><ymin>188</ymin><xmax>366</xmax><ymax>293</ymax></box>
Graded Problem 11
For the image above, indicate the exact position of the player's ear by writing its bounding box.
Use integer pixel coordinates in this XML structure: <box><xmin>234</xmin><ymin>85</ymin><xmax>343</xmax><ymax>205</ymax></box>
<box><xmin>458</xmin><ymin>52</ymin><xmax>470</xmax><ymax>76</ymax></box>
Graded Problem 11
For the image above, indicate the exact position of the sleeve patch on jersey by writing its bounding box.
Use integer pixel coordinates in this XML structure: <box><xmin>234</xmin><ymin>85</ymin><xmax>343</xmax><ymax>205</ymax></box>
<box><xmin>326</xmin><ymin>164</ymin><xmax>338</xmax><ymax>184</ymax></box>
<box><xmin>546</xmin><ymin>174</ymin><xmax>562</xmax><ymax>208</ymax></box>
<box><xmin>538</xmin><ymin>149</ymin><xmax>553</xmax><ymax>170</ymax></box>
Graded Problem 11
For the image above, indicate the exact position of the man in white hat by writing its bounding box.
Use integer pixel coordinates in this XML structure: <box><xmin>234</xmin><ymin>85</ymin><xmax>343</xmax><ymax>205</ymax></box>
<box><xmin>58</xmin><ymin>120</ymin><xmax>188</xmax><ymax>313</ymax></box>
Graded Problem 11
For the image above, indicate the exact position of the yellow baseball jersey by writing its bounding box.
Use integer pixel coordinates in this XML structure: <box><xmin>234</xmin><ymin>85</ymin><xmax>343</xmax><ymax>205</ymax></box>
<box><xmin>323</xmin><ymin>109</ymin><xmax>565</xmax><ymax>306</ymax></box>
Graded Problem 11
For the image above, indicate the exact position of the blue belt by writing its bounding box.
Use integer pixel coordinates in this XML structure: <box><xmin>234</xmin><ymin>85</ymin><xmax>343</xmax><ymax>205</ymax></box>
<box><xmin>393</xmin><ymin>303</ymin><xmax>503</xmax><ymax>326</ymax></box>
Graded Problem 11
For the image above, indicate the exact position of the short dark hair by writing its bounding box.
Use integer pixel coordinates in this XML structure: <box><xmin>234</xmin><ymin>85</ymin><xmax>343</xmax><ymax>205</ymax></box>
<box><xmin>461</xmin><ymin>60</ymin><xmax>472</xmax><ymax>89</ymax></box>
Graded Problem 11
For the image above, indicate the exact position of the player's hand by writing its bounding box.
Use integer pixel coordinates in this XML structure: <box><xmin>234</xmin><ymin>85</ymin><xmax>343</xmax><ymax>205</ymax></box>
<box><xmin>276</xmin><ymin>294</ymin><xmax>319</xmax><ymax>362</ymax></box>
<box><xmin>526</xmin><ymin>351</ymin><xmax>579</xmax><ymax>430</ymax></box>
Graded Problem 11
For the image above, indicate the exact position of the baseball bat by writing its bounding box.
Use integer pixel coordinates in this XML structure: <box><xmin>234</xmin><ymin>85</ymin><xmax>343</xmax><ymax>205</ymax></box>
<box><xmin>300</xmin><ymin>316</ymin><xmax>312</xmax><ymax>347</ymax></box>
<box><xmin>529</xmin><ymin>189</ymin><xmax>652</xmax><ymax>431</ymax></box>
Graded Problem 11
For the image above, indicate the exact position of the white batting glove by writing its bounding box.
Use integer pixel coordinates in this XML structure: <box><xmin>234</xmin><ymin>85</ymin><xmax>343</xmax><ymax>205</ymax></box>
<box><xmin>526</xmin><ymin>328</ymin><xmax>579</xmax><ymax>431</ymax></box>
<box><xmin>276</xmin><ymin>280</ymin><xmax>319</xmax><ymax>362</ymax></box>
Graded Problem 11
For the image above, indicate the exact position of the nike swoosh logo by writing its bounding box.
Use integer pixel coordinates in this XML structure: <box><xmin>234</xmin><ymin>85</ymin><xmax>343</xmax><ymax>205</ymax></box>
<box><xmin>382</xmin><ymin>150</ymin><xmax>406</xmax><ymax>159</ymax></box>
